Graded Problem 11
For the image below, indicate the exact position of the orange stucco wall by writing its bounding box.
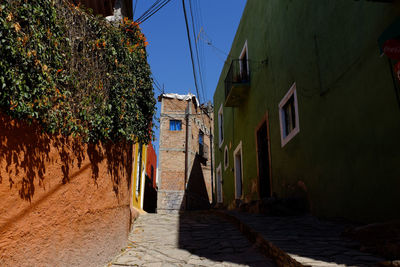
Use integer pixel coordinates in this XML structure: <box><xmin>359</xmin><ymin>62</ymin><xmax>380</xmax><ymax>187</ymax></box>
<box><xmin>146</xmin><ymin>142</ymin><xmax>157</xmax><ymax>188</ymax></box>
<box><xmin>0</xmin><ymin>112</ymin><xmax>134</xmax><ymax>266</ymax></box>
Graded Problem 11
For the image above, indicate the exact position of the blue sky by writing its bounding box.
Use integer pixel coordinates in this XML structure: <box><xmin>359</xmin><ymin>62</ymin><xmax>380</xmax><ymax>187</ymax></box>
<box><xmin>133</xmin><ymin>0</ymin><xmax>247</xmax><ymax>158</ymax></box>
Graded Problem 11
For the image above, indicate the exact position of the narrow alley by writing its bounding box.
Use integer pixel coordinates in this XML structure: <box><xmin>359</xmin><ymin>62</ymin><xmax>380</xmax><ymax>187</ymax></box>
<box><xmin>108</xmin><ymin>212</ymin><xmax>275</xmax><ymax>267</ymax></box>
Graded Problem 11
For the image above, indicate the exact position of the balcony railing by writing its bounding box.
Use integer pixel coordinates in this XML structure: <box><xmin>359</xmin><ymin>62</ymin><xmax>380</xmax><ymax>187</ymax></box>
<box><xmin>224</xmin><ymin>59</ymin><xmax>250</xmax><ymax>107</ymax></box>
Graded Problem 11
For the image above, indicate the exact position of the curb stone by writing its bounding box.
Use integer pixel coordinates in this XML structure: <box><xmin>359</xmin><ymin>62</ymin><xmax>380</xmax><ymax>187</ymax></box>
<box><xmin>212</xmin><ymin>210</ymin><xmax>303</xmax><ymax>267</ymax></box>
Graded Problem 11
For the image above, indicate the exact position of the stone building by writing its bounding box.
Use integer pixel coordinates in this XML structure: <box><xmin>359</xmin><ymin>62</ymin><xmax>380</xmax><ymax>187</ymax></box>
<box><xmin>157</xmin><ymin>93</ymin><xmax>213</xmax><ymax>214</ymax></box>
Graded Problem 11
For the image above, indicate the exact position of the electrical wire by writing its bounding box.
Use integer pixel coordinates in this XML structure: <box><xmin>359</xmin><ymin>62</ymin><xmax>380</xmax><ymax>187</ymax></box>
<box><xmin>182</xmin><ymin>0</ymin><xmax>201</xmax><ymax>104</ymax></box>
<box><xmin>133</xmin><ymin>0</ymin><xmax>138</xmax><ymax>19</ymax></box>
<box><xmin>188</xmin><ymin>0</ymin><xmax>206</xmax><ymax>104</ymax></box>
<box><xmin>136</xmin><ymin>0</ymin><xmax>172</xmax><ymax>24</ymax></box>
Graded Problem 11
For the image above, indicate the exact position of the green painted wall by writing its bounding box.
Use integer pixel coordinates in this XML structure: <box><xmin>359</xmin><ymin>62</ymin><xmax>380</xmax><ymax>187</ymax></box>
<box><xmin>213</xmin><ymin>0</ymin><xmax>400</xmax><ymax>222</ymax></box>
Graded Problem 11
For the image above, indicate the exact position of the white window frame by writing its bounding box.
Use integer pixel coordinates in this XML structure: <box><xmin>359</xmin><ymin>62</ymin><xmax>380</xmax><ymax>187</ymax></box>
<box><xmin>216</xmin><ymin>163</ymin><xmax>223</xmax><ymax>204</ymax></box>
<box><xmin>278</xmin><ymin>82</ymin><xmax>300</xmax><ymax>147</ymax></box>
<box><xmin>224</xmin><ymin>145</ymin><xmax>229</xmax><ymax>170</ymax></box>
<box><xmin>233</xmin><ymin>141</ymin><xmax>243</xmax><ymax>200</ymax></box>
<box><xmin>218</xmin><ymin>103</ymin><xmax>224</xmax><ymax>148</ymax></box>
<box><xmin>239</xmin><ymin>40</ymin><xmax>249</xmax><ymax>78</ymax></box>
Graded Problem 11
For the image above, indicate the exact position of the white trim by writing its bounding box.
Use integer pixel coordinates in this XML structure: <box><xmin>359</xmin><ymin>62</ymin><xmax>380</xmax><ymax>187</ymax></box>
<box><xmin>216</xmin><ymin>163</ymin><xmax>223</xmax><ymax>204</ymax></box>
<box><xmin>218</xmin><ymin>103</ymin><xmax>224</xmax><ymax>148</ymax></box>
<box><xmin>224</xmin><ymin>145</ymin><xmax>229</xmax><ymax>170</ymax></box>
<box><xmin>239</xmin><ymin>40</ymin><xmax>249</xmax><ymax>77</ymax></box>
<box><xmin>140</xmin><ymin>168</ymin><xmax>145</xmax><ymax>209</ymax></box>
<box><xmin>233</xmin><ymin>141</ymin><xmax>243</xmax><ymax>200</ymax></box>
<box><xmin>278</xmin><ymin>82</ymin><xmax>300</xmax><ymax>147</ymax></box>
<box><xmin>135</xmin><ymin>147</ymin><xmax>141</xmax><ymax>197</ymax></box>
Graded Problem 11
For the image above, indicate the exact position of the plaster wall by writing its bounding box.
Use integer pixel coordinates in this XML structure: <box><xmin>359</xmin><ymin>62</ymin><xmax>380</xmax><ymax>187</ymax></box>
<box><xmin>0</xmin><ymin>112</ymin><xmax>132</xmax><ymax>266</ymax></box>
<box><xmin>213</xmin><ymin>0</ymin><xmax>400</xmax><ymax>222</ymax></box>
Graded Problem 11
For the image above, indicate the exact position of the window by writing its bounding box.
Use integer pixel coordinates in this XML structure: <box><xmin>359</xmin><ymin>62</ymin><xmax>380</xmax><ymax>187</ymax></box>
<box><xmin>169</xmin><ymin>120</ymin><xmax>182</xmax><ymax>131</ymax></box>
<box><xmin>218</xmin><ymin>104</ymin><xmax>224</xmax><ymax>147</ymax></box>
<box><xmin>224</xmin><ymin>145</ymin><xmax>229</xmax><ymax>170</ymax></box>
<box><xmin>199</xmin><ymin>130</ymin><xmax>204</xmax><ymax>156</ymax></box>
<box><xmin>239</xmin><ymin>41</ymin><xmax>249</xmax><ymax>82</ymax></box>
<box><xmin>279</xmin><ymin>83</ymin><xmax>300</xmax><ymax>147</ymax></box>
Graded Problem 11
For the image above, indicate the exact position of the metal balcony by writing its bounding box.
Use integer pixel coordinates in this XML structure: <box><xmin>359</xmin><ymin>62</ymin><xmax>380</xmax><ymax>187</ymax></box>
<box><xmin>224</xmin><ymin>59</ymin><xmax>250</xmax><ymax>107</ymax></box>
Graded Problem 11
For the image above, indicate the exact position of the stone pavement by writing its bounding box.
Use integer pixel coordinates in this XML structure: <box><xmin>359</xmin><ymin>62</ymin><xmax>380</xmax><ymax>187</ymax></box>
<box><xmin>107</xmin><ymin>211</ymin><xmax>275</xmax><ymax>267</ymax></box>
<box><xmin>219</xmin><ymin>211</ymin><xmax>388</xmax><ymax>267</ymax></box>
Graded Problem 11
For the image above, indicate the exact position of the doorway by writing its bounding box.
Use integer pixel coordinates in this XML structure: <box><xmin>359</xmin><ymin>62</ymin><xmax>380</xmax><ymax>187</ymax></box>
<box><xmin>233</xmin><ymin>142</ymin><xmax>243</xmax><ymax>200</ymax></box>
<box><xmin>216</xmin><ymin>164</ymin><xmax>223</xmax><ymax>203</ymax></box>
<box><xmin>256</xmin><ymin>117</ymin><xmax>272</xmax><ymax>199</ymax></box>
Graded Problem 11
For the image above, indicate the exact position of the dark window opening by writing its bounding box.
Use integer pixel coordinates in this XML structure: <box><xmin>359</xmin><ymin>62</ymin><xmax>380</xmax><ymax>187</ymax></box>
<box><xmin>283</xmin><ymin>95</ymin><xmax>296</xmax><ymax>137</ymax></box>
<box><xmin>224</xmin><ymin>147</ymin><xmax>228</xmax><ymax>168</ymax></box>
<box><xmin>199</xmin><ymin>130</ymin><xmax>204</xmax><ymax>155</ymax></box>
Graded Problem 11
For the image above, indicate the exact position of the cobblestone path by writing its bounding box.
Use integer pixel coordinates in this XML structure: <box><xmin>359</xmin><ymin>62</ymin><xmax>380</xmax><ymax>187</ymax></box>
<box><xmin>226</xmin><ymin>211</ymin><xmax>386</xmax><ymax>267</ymax></box>
<box><xmin>108</xmin><ymin>212</ymin><xmax>275</xmax><ymax>267</ymax></box>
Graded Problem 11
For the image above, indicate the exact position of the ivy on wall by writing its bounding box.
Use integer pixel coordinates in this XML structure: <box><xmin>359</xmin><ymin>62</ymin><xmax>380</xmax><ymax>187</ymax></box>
<box><xmin>0</xmin><ymin>0</ymin><xmax>155</xmax><ymax>144</ymax></box>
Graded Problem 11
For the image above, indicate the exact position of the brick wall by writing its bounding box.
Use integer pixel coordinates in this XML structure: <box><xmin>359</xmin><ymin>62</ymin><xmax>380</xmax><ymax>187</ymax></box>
<box><xmin>157</xmin><ymin>95</ymin><xmax>213</xmax><ymax>213</ymax></box>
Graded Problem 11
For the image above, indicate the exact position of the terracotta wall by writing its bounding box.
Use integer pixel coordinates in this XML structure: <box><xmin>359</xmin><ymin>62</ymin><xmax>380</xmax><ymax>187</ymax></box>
<box><xmin>0</xmin><ymin>112</ymin><xmax>134</xmax><ymax>267</ymax></box>
<box><xmin>146</xmin><ymin>142</ymin><xmax>157</xmax><ymax>188</ymax></box>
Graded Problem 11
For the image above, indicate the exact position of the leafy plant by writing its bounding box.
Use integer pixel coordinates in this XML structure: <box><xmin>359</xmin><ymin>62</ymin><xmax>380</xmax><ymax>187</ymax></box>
<box><xmin>0</xmin><ymin>0</ymin><xmax>155</xmax><ymax>144</ymax></box>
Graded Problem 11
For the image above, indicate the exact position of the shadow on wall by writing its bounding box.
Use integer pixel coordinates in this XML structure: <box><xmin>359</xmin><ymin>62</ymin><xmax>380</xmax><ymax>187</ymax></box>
<box><xmin>143</xmin><ymin>175</ymin><xmax>157</xmax><ymax>213</ymax></box>
<box><xmin>0</xmin><ymin>112</ymin><xmax>132</xmax><ymax>203</ymax></box>
<box><xmin>184</xmin><ymin>154</ymin><xmax>210</xmax><ymax>211</ymax></box>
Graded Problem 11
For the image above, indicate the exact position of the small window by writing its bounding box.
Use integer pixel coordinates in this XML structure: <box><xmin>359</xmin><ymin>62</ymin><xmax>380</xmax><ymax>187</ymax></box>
<box><xmin>218</xmin><ymin>104</ymin><xmax>224</xmax><ymax>147</ymax></box>
<box><xmin>169</xmin><ymin>120</ymin><xmax>182</xmax><ymax>131</ymax></box>
<box><xmin>224</xmin><ymin>145</ymin><xmax>229</xmax><ymax>170</ymax></box>
<box><xmin>279</xmin><ymin>83</ymin><xmax>300</xmax><ymax>147</ymax></box>
<box><xmin>199</xmin><ymin>130</ymin><xmax>204</xmax><ymax>156</ymax></box>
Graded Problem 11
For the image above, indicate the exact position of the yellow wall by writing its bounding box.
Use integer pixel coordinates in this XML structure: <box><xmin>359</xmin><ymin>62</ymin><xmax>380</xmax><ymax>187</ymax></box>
<box><xmin>131</xmin><ymin>143</ymin><xmax>147</xmax><ymax>210</ymax></box>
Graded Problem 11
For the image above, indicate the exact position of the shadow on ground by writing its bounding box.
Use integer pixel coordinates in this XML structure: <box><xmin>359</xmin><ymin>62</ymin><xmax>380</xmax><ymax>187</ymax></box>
<box><xmin>174</xmin><ymin>155</ymin><xmax>273</xmax><ymax>266</ymax></box>
<box><xmin>178</xmin><ymin>211</ymin><xmax>274</xmax><ymax>267</ymax></box>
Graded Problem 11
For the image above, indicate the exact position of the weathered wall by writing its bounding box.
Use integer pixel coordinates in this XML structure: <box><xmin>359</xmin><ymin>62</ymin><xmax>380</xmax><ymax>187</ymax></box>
<box><xmin>157</xmin><ymin>96</ymin><xmax>213</xmax><ymax>213</ymax></box>
<box><xmin>146</xmin><ymin>142</ymin><xmax>157</xmax><ymax>188</ymax></box>
<box><xmin>0</xmin><ymin>112</ymin><xmax>133</xmax><ymax>266</ymax></box>
<box><xmin>213</xmin><ymin>0</ymin><xmax>400</xmax><ymax>222</ymax></box>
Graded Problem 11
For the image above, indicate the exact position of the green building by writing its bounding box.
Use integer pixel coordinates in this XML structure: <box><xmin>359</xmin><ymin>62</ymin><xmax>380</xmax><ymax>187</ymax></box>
<box><xmin>213</xmin><ymin>0</ymin><xmax>400</xmax><ymax>223</ymax></box>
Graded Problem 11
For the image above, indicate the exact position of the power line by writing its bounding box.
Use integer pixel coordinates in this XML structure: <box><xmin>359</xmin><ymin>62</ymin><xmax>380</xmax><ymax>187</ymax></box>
<box><xmin>182</xmin><ymin>0</ymin><xmax>201</xmax><ymax>104</ymax></box>
<box><xmin>133</xmin><ymin>0</ymin><xmax>138</xmax><ymax>19</ymax></box>
<box><xmin>188</xmin><ymin>0</ymin><xmax>206</xmax><ymax>104</ymax></box>
<box><xmin>136</xmin><ymin>0</ymin><xmax>172</xmax><ymax>24</ymax></box>
<box><xmin>136</xmin><ymin>0</ymin><xmax>162</xmax><ymax>21</ymax></box>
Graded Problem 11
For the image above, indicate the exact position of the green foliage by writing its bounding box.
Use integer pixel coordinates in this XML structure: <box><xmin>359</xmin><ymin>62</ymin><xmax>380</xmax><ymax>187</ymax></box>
<box><xmin>0</xmin><ymin>0</ymin><xmax>155</xmax><ymax>144</ymax></box>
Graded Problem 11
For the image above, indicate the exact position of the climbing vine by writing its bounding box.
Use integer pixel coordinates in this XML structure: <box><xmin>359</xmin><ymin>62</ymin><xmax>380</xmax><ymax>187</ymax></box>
<box><xmin>0</xmin><ymin>0</ymin><xmax>155</xmax><ymax>144</ymax></box>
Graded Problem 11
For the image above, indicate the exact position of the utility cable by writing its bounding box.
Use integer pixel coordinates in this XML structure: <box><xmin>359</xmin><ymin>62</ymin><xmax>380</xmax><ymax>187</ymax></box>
<box><xmin>140</xmin><ymin>0</ymin><xmax>172</xmax><ymax>24</ymax></box>
<box><xmin>136</xmin><ymin>0</ymin><xmax>172</xmax><ymax>24</ymax></box>
<box><xmin>189</xmin><ymin>0</ymin><xmax>206</xmax><ymax>103</ymax></box>
<box><xmin>133</xmin><ymin>0</ymin><xmax>138</xmax><ymax>19</ymax></box>
<box><xmin>182</xmin><ymin>0</ymin><xmax>201</xmax><ymax>104</ymax></box>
